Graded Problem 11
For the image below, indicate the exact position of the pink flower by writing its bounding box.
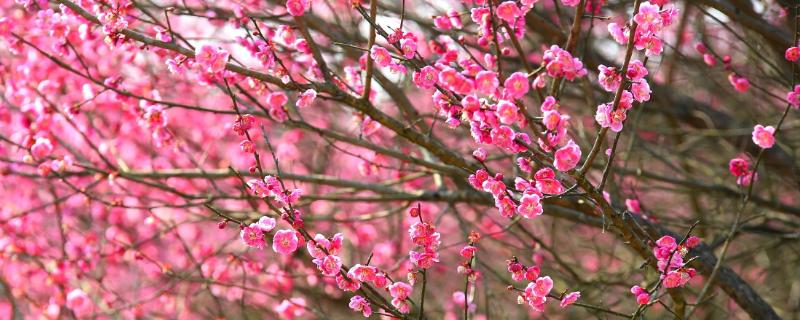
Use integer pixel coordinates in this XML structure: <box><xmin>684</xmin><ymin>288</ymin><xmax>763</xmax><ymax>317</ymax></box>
<box><xmin>439</xmin><ymin>67</ymin><xmax>475</xmax><ymax>95</ymax></box>
<box><xmin>496</xmin><ymin>100</ymin><xmax>519</xmax><ymax>125</ymax></box>
<box><xmin>631</xmin><ymin>80</ymin><xmax>651</xmax><ymax>102</ymax></box>
<box><xmin>31</xmin><ymin>137</ymin><xmax>53</xmax><ymax>159</ymax></box>
<box><xmin>267</xmin><ymin>91</ymin><xmax>288</xmax><ymax>109</ymax></box>
<box><xmin>786</xmin><ymin>46</ymin><xmax>800</xmax><ymax>62</ymax></box>
<box><xmin>598</xmin><ymin>65</ymin><xmax>621</xmax><ymax>92</ymax></box>
<box><xmin>433</xmin><ymin>16</ymin><xmax>453</xmax><ymax>30</ymax></box>
<box><xmin>627</xmin><ymin>60</ymin><xmax>649</xmax><ymax>81</ymax></box>
<box><xmin>634</xmin><ymin>2</ymin><xmax>663</xmax><ymax>33</ymax></box>
<box><xmin>560</xmin><ymin>291</ymin><xmax>580</xmax><ymax>308</ymax></box>
<box><xmin>257</xmin><ymin>216</ymin><xmax>276</xmax><ymax>232</ymax></box>
<box><xmin>400</xmin><ymin>38</ymin><xmax>417</xmax><ymax>59</ymax></box>
<box><xmin>543</xmin><ymin>45</ymin><xmax>587</xmax><ymax>80</ymax></box>
<box><xmin>517</xmin><ymin>194</ymin><xmax>543</xmax><ymax>219</ymax></box>
<box><xmin>728</xmin><ymin>74</ymin><xmax>750</xmax><ymax>93</ymax></box>
<box><xmin>233</xmin><ymin>114</ymin><xmax>256</xmax><ymax>136</ymax></box>
<box><xmin>728</xmin><ymin>157</ymin><xmax>750</xmax><ymax>177</ymax></box>
<box><xmin>663</xmin><ymin>270</ymin><xmax>690</xmax><ymax>288</ymax></box>
<box><xmin>527</xmin><ymin>276</ymin><xmax>553</xmax><ymax>298</ymax></box>
<box><xmin>625</xmin><ymin>199</ymin><xmax>642</xmax><ymax>214</ymax></box>
<box><xmin>348</xmin><ymin>264</ymin><xmax>378</xmax><ymax>282</ymax></box>
<box><xmin>636</xmin><ymin>292</ymin><xmax>651</xmax><ymax>305</ymax></box>
<box><xmin>703</xmin><ymin>54</ymin><xmax>717</xmax><ymax>67</ymax></box>
<box><xmin>370</xmin><ymin>46</ymin><xmax>393</xmax><ymax>67</ymax></box>
<box><xmin>66</xmin><ymin>289</ymin><xmax>93</xmax><ymax>317</ymax></box>
<box><xmin>276</xmin><ymin>298</ymin><xmax>307</xmax><ymax>319</ymax></box>
<box><xmin>272</xmin><ymin>229</ymin><xmax>299</xmax><ymax>255</ymax></box>
<box><xmin>534</xmin><ymin>168</ymin><xmax>564</xmax><ymax>194</ymax></box>
<box><xmin>392</xmin><ymin>297</ymin><xmax>411</xmax><ymax>313</ymax></box>
<box><xmin>608</xmin><ymin>22</ymin><xmax>628</xmax><ymax>45</ymax></box>
<box><xmin>241</xmin><ymin>223</ymin><xmax>266</xmax><ymax>248</ymax></box>
<box><xmin>540</xmin><ymin>96</ymin><xmax>559</xmax><ymax>111</ymax></box>
<box><xmin>656</xmin><ymin>235</ymin><xmax>677</xmax><ymax>251</ymax></box>
<box><xmin>685</xmin><ymin>236</ymin><xmax>701</xmax><ymax>248</ymax></box>
<box><xmin>561</xmin><ymin>0</ymin><xmax>580</xmax><ymax>6</ymax></box>
<box><xmin>194</xmin><ymin>44</ymin><xmax>229</xmax><ymax>74</ymax></box>
<box><xmin>752</xmin><ymin>124</ymin><xmax>775</xmax><ymax>149</ymax></box>
<box><xmin>496</xmin><ymin>1</ymin><xmax>521</xmax><ymax>23</ymax></box>
<box><xmin>473</xmin><ymin>147</ymin><xmax>488</xmax><ymax>161</ymax></box>
<box><xmin>296</xmin><ymin>89</ymin><xmax>317</xmax><ymax>108</ymax></box>
<box><xmin>460</xmin><ymin>245</ymin><xmax>477</xmax><ymax>258</ymax></box>
<box><xmin>635</xmin><ymin>34</ymin><xmax>664</xmax><ymax>56</ymax></box>
<box><xmin>315</xmin><ymin>254</ymin><xmax>342</xmax><ymax>276</ymax></box>
<box><xmin>409</xmin><ymin>249</ymin><xmax>440</xmax><ymax>269</ymax></box>
<box><xmin>503</xmin><ymin>72</ymin><xmax>529</xmax><ymax>99</ymax></box>
<box><xmin>413</xmin><ymin>66</ymin><xmax>438</xmax><ymax>89</ymax></box>
<box><xmin>786</xmin><ymin>85</ymin><xmax>800</xmax><ymax>108</ymax></box>
<box><xmin>349</xmin><ymin>295</ymin><xmax>372</xmax><ymax>317</ymax></box>
<box><xmin>475</xmin><ymin>70</ymin><xmax>499</xmax><ymax>96</ymax></box>
<box><xmin>389</xmin><ymin>281</ymin><xmax>413</xmax><ymax>300</ymax></box>
<box><xmin>630</xmin><ymin>285</ymin><xmax>651</xmax><ymax>304</ymax></box>
<box><xmin>286</xmin><ymin>0</ymin><xmax>309</xmax><ymax>16</ymax></box>
<box><xmin>240</xmin><ymin>140</ymin><xmax>255</xmax><ymax>153</ymax></box>
<box><xmin>554</xmin><ymin>140</ymin><xmax>581</xmax><ymax>172</ymax></box>
<box><xmin>595</xmin><ymin>103</ymin><xmax>626</xmax><ymax>132</ymax></box>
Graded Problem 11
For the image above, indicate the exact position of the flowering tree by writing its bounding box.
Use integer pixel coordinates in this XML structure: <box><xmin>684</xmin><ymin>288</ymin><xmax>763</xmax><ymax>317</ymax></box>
<box><xmin>0</xmin><ymin>0</ymin><xmax>798</xmax><ymax>318</ymax></box>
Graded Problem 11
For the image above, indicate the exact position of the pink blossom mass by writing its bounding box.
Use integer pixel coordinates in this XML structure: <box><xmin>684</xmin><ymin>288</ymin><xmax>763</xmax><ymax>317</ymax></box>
<box><xmin>0</xmin><ymin>0</ymin><xmax>796</xmax><ymax>319</ymax></box>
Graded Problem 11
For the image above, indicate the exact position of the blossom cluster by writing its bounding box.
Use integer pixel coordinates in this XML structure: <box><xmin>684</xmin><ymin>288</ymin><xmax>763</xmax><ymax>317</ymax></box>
<box><xmin>653</xmin><ymin>235</ymin><xmax>700</xmax><ymax>288</ymax></box>
<box><xmin>408</xmin><ymin>213</ymin><xmax>441</xmax><ymax>269</ymax></box>
<box><xmin>508</xmin><ymin>258</ymin><xmax>580</xmax><ymax>311</ymax></box>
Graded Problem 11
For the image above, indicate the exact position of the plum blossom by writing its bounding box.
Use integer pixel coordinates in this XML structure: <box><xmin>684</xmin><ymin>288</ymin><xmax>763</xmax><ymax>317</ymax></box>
<box><xmin>730</xmin><ymin>156</ymin><xmax>758</xmax><ymax>186</ymax></box>
<box><xmin>786</xmin><ymin>46</ymin><xmax>800</xmax><ymax>62</ymax></box>
<box><xmin>30</xmin><ymin>137</ymin><xmax>53</xmax><ymax>159</ymax></box>
<box><xmin>634</xmin><ymin>2</ymin><xmax>663</xmax><ymax>33</ymax></box>
<box><xmin>752</xmin><ymin>124</ymin><xmax>775</xmax><ymax>149</ymax></box>
<box><xmin>517</xmin><ymin>194</ymin><xmax>543</xmax><ymax>219</ymax></box>
<box><xmin>496</xmin><ymin>100</ymin><xmax>519</xmax><ymax>124</ymax></box>
<box><xmin>348</xmin><ymin>264</ymin><xmax>378</xmax><ymax>282</ymax></box>
<box><xmin>625</xmin><ymin>199</ymin><xmax>642</xmax><ymax>214</ymax></box>
<box><xmin>315</xmin><ymin>254</ymin><xmax>342</xmax><ymax>276</ymax></box>
<box><xmin>522</xmin><ymin>276</ymin><xmax>553</xmax><ymax>311</ymax></box>
<box><xmin>728</xmin><ymin>74</ymin><xmax>750</xmax><ymax>93</ymax></box>
<box><xmin>194</xmin><ymin>45</ymin><xmax>229</xmax><ymax>74</ymax></box>
<box><xmin>400</xmin><ymin>38</ymin><xmax>417</xmax><ymax>59</ymax></box>
<box><xmin>728</xmin><ymin>157</ymin><xmax>750</xmax><ymax>178</ymax></box>
<box><xmin>475</xmin><ymin>70</ymin><xmax>499</xmax><ymax>96</ymax></box>
<box><xmin>503</xmin><ymin>72</ymin><xmax>530</xmax><ymax>99</ymax></box>
<box><xmin>595</xmin><ymin>103</ymin><xmax>626</xmax><ymax>132</ymax></box>
<box><xmin>496</xmin><ymin>1</ymin><xmax>521</xmax><ymax>23</ymax></box>
<box><xmin>786</xmin><ymin>85</ymin><xmax>800</xmax><ymax>108</ymax></box>
<box><xmin>370</xmin><ymin>46</ymin><xmax>393</xmax><ymax>67</ymax></box>
<box><xmin>560</xmin><ymin>291</ymin><xmax>580</xmax><ymax>308</ymax></box>
<box><xmin>272</xmin><ymin>229</ymin><xmax>299</xmax><ymax>255</ymax></box>
<box><xmin>296</xmin><ymin>89</ymin><xmax>317</xmax><ymax>108</ymax></box>
<box><xmin>349</xmin><ymin>295</ymin><xmax>372</xmax><ymax>317</ymax></box>
<box><xmin>554</xmin><ymin>140</ymin><xmax>581</xmax><ymax>172</ymax></box>
<box><xmin>534</xmin><ymin>168</ymin><xmax>565</xmax><ymax>194</ymax></box>
<box><xmin>241</xmin><ymin>223</ymin><xmax>266</xmax><ymax>248</ymax></box>
<box><xmin>286</xmin><ymin>0</ymin><xmax>310</xmax><ymax>16</ymax></box>
<box><xmin>630</xmin><ymin>286</ymin><xmax>650</xmax><ymax>305</ymax></box>
<box><xmin>543</xmin><ymin>45</ymin><xmax>587</xmax><ymax>80</ymax></box>
<box><xmin>408</xmin><ymin>219</ymin><xmax>441</xmax><ymax>269</ymax></box>
<box><xmin>651</xmin><ymin>235</ymin><xmax>698</xmax><ymax>290</ymax></box>
<box><xmin>257</xmin><ymin>216</ymin><xmax>277</xmax><ymax>232</ymax></box>
<box><xmin>66</xmin><ymin>289</ymin><xmax>93</xmax><ymax>317</ymax></box>
<box><xmin>389</xmin><ymin>281</ymin><xmax>413</xmax><ymax>313</ymax></box>
<box><xmin>276</xmin><ymin>298</ymin><xmax>307</xmax><ymax>319</ymax></box>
